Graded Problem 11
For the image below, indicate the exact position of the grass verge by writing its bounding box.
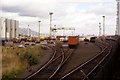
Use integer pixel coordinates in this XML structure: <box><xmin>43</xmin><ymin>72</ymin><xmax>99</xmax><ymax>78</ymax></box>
<box><xmin>2</xmin><ymin>45</ymin><xmax>41</xmax><ymax>80</ymax></box>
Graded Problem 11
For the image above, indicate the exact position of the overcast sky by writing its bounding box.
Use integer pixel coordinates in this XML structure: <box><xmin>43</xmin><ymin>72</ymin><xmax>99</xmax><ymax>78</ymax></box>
<box><xmin>0</xmin><ymin>0</ymin><xmax>118</xmax><ymax>36</ymax></box>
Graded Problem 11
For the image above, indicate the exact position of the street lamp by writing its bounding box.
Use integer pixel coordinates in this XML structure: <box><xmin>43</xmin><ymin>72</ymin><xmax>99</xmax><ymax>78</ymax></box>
<box><xmin>102</xmin><ymin>16</ymin><xmax>105</xmax><ymax>36</ymax></box>
<box><xmin>38</xmin><ymin>21</ymin><xmax>41</xmax><ymax>37</ymax></box>
<box><xmin>49</xmin><ymin>12</ymin><xmax>53</xmax><ymax>36</ymax></box>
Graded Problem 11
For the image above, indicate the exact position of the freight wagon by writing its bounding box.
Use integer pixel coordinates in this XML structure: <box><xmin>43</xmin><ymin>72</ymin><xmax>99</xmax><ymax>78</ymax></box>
<box><xmin>68</xmin><ymin>36</ymin><xmax>79</xmax><ymax>48</ymax></box>
<box><xmin>90</xmin><ymin>37</ymin><xmax>97</xmax><ymax>42</ymax></box>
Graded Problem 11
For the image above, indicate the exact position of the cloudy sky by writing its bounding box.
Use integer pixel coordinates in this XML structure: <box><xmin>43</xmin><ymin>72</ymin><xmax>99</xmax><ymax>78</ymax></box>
<box><xmin>0</xmin><ymin>0</ymin><xmax>118</xmax><ymax>36</ymax></box>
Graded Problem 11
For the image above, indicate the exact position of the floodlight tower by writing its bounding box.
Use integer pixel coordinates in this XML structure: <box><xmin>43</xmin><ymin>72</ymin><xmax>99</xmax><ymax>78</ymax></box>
<box><xmin>49</xmin><ymin>12</ymin><xmax>53</xmax><ymax>36</ymax></box>
<box><xmin>116</xmin><ymin>0</ymin><xmax>120</xmax><ymax>35</ymax></box>
<box><xmin>102</xmin><ymin>16</ymin><xmax>105</xmax><ymax>36</ymax></box>
<box><xmin>38</xmin><ymin>21</ymin><xmax>41</xmax><ymax>36</ymax></box>
<box><xmin>28</xmin><ymin>25</ymin><xmax>30</xmax><ymax>36</ymax></box>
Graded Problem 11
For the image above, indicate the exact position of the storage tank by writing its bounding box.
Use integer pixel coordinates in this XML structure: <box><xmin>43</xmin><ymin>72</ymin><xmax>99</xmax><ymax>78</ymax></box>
<box><xmin>0</xmin><ymin>18</ymin><xmax>19</xmax><ymax>40</ymax></box>
<box><xmin>11</xmin><ymin>20</ymin><xmax>15</xmax><ymax>38</ymax></box>
<box><xmin>6</xmin><ymin>19</ymin><xmax>11</xmax><ymax>39</ymax></box>
<box><xmin>15</xmin><ymin>21</ymin><xmax>19</xmax><ymax>38</ymax></box>
<box><xmin>0</xmin><ymin>17</ymin><xmax>6</xmax><ymax>39</ymax></box>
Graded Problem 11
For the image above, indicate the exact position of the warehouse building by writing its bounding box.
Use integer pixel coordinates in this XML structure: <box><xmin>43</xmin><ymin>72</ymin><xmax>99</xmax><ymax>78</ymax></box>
<box><xmin>0</xmin><ymin>17</ymin><xmax>19</xmax><ymax>40</ymax></box>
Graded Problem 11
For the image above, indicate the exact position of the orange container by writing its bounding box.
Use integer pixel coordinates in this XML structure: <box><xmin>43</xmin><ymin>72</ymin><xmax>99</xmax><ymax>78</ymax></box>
<box><xmin>68</xmin><ymin>36</ymin><xmax>79</xmax><ymax>45</ymax></box>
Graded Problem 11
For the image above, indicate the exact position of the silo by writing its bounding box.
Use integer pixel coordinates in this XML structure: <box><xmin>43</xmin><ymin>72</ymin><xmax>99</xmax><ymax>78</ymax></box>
<box><xmin>15</xmin><ymin>20</ymin><xmax>19</xmax><ymax>38</ymax></box>
<box><xmin>6</xmin><ymin>19</ymin><xmax>11</xmax><ymax>39</ymax></box>
<box><xmin>11</xmin><ymin>20</ymin><xmax>16</xmax><ymax>38</ymax></box>
<box><xmin>10</xmin><ymin>19</ymin><xmax>12</xmax><ymax>39</ymax></box>
<box><xmin>0</xmin><ymin>17</ymin><xmax>6</xmax><ymax>39</ymax></box>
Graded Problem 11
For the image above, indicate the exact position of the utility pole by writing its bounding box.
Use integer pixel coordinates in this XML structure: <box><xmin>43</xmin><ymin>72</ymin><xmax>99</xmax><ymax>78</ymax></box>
<box><xmin>38</xmin><ymin>21</ymin><xmax>41</xmax><ymax>37</ymax></box>
<box><xmin>49</xmin><ymin>12</ymin><xmax>53</xmax><ymax>36</ymax></box>
<box><xmin>102</xmin><ymin>16</ymin><xmax>105</xmax><ymax>36</ymax></box>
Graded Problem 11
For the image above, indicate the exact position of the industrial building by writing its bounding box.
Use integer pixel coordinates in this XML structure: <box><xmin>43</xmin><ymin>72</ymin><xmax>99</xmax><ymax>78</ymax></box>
<box><xmin>0</xmin><ymin>17</ymin><xmax>19</xmax><ymax>40</ymax></box>
<box><xmin>116</xmin><ymin>0</ymin><xmax>120</xmax><ymax>35</ymax></box>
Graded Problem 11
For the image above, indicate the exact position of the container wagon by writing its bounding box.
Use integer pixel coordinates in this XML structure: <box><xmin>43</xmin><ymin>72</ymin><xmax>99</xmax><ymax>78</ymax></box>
<box><xmin>68</xmin><ymin>36</ymin><xmax>79</xmax><ymax>48</ymax></box>
<box><xmin>90</xmin><ymin>37</ymin><xmax>97</xmax><ymax>42</ymax></box>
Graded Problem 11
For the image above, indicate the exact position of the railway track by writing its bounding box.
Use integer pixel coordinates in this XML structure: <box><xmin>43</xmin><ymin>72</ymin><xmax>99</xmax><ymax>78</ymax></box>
<box><xmin>24</xmin><ymin>40</ymin><xmax>112</xmax><ymax>80</ymax></box>
<box><xmin>24</xmin><ymin>45</ymin><xmax>57</xmax><ymax>80</ymax></box>
<box><xmin>60</xmin><ymin>41</ymin><xmax>112</xmax><ymax>80</ymax></box>
<box><xmin>24</xmin><ymin>45</ymin><xmax>75</xmax><ymax>80</ymax></box>
<box><xmin>49</xmin><ymin>49</ymin><xmax>75</xmax><ymax>79</ymax></box>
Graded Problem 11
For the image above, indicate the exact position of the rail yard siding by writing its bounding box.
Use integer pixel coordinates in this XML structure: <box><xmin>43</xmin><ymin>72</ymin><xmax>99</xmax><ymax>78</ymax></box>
<box><xmin>95</xmin><ymin>38</ymin><xmax>119</xmax><ymax>79</ymax></box>
<box><xmin>61</xmin><ymin>42</ymin><xmax>100</xmax><ymax>76</ymax></box>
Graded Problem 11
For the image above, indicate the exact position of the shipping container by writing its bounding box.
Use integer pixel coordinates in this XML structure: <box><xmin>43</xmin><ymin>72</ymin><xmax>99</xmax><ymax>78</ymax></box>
<box><xmin>68</xmin><ymin>36</ymin><xmax>79</xmax><ymax>48</ymax></box>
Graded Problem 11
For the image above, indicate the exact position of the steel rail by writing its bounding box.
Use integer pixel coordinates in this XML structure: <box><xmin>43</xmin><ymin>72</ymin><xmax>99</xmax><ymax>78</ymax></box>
<box><xmin>49</xmin><ymin>49</ymin><xmax>75</xmax><ymax>79</ymax></box>
<box><xmin>83</xmin><ymin>46</ymin><xmax>112</xmax><ymax>80</ymax></box>
<box><xmin>48</xmin><ymin>49</ymin><xmax>65</xmax><ymax>79</ymax></box>
<box><xmin>25</xmin><ymin>46</ymin><xmax>67</xmax><ymax>79</ymax></box>
<box><xmin>25</xmin><ymin>46</ymin><xmax>57</xmax><ymax>80</ymax></box>
<box><xmin>60</xmin><ymin>46</ymin><xmax>107</xmax><ymax>80</ymax></box>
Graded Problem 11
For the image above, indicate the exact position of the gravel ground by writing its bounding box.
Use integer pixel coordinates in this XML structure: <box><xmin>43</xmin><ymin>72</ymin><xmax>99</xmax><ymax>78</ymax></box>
<box><xmin>16</xmin><ymin>41</ymin><xmax>101</xmax><ymax>79</ymax></box>
<box><xmin>56</xmin><ymin>41</ymin><xmax>101</xmax><ymax>77</ymax></box>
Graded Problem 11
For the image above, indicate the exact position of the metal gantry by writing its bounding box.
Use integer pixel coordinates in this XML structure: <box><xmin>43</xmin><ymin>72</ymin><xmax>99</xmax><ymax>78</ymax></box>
<box><xmin>51</xmin><ymin>27</ymin><xmax>75</xmax><ymax>36</ymax></box>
